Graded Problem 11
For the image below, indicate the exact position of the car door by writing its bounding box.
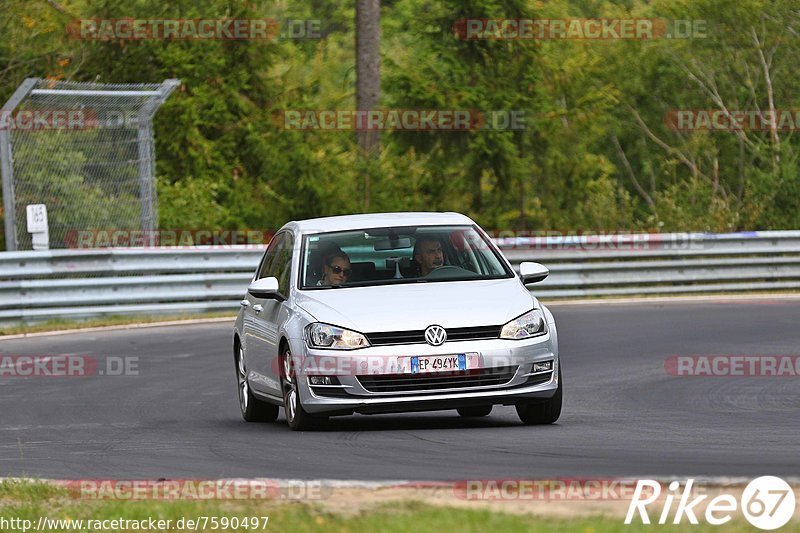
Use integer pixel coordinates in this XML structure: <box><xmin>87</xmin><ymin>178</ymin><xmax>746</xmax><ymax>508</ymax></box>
<box><xmin>246</xmin><ymin>231</ymin><xmax>294</xmax><ymax>398</ymax></box>
<box><xmin>243</xmin><ymin>232</ymin><xmax>285</xmax><ymax>396</ymax></box>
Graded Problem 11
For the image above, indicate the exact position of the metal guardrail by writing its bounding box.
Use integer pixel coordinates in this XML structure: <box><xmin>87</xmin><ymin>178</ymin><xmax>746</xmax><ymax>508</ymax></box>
<box><xmin>2</xmin><ymin>231</ymin><xmax>799</xmax><ymax>324</ymax></box>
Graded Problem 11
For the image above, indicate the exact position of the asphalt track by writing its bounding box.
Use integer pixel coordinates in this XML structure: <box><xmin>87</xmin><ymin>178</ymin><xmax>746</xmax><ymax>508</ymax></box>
<box><xmin>1</xmin><ymin>298</ymin><xmax>799</xmax><ymax>481</ymax></box>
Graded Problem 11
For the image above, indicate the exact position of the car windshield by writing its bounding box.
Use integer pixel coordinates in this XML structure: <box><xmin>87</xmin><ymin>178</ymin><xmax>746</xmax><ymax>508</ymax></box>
<box><xmin>300</xmin><ymin>225</ymin><xmax>513</xmax><ymax>289</ymax></box>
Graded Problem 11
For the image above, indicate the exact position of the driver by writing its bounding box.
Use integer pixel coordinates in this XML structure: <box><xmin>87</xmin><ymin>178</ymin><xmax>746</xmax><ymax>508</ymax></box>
<box><xmin>413</xmin><ymin>237</ymin><xmax>445</xmax><ymax>276</ymax></box>
<box><xmin>318</xmin><ymin>250</ymin><xmax>352</xmax><ymax>286</ymax></box>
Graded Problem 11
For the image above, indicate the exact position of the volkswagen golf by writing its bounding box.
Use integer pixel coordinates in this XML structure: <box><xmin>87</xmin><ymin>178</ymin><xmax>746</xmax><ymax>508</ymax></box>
<box><xmin>232</xmin><ymin>212</ymin><xmax>561</xmax><ymax>430</ymax></box>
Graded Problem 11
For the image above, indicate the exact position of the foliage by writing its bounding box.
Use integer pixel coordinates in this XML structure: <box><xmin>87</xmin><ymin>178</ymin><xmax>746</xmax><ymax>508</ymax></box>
<box><xmin>1</xmin><ymin>0</ymin><xmax>798</xmax><ymax>243</ymax></box>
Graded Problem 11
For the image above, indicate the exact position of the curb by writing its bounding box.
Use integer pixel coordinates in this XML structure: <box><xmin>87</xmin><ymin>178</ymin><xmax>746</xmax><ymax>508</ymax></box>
<box><xmin>3</xmin><ymin>476</ymin><xmax>799</xmax><ymax>487</ymax></box>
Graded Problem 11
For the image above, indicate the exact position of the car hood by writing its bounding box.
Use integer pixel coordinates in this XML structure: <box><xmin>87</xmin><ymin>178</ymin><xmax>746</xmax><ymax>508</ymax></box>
<box><xmin>294</xmin><ymin>278</ymin><xmax>536</xmax><ymax>332</ymax></box>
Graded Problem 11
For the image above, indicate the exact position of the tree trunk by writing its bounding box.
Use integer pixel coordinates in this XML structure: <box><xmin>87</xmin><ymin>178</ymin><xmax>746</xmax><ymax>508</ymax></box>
<box><xmin>356</xmin><ymin>0</ymin><xmax>380</xmax><ymax>209</ymax></box>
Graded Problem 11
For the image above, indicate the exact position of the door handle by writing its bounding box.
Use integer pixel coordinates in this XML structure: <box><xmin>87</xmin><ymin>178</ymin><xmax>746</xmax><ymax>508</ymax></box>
<box><xmin>240</xmin><ymin>299</ymin><xmax>250</xmax><ymax>307</ymax></box>
<box><xmin>253</xmin><ymin>304</ymin><xmax>263</xmax><ymax>313</ymax></box>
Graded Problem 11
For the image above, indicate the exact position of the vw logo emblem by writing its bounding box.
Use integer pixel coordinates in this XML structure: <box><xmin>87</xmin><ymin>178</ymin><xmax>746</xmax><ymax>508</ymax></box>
<box><xmin>424</xmin><ymin>325</ymin><xmax>447</xmax><ymax>346</ymax></box>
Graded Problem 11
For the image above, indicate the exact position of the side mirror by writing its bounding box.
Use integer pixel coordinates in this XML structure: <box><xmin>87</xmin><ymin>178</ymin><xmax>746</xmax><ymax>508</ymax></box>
<box><xmin>519</xmin><ymin>262</ymin><xmax>549</xmax><ymax>284</ymax></box>
<box><xmin>248</xmin><ymin>277</ymin><xmax>284</xmax><ymax>300</ymax></box>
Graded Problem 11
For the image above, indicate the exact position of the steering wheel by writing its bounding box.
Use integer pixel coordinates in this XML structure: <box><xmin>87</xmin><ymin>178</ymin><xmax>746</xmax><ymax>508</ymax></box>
<box><xmin>424</xmin><ymin>265</ymin><xmax>475</xmax><ymax>279</ymax></box>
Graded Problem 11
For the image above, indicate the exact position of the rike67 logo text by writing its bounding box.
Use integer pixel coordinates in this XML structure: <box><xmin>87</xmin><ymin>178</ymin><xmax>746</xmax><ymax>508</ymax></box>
<box><xmin>626</xmin><ymin>477</ymin><xmax>795</xmax><ymax>530</ymax></box>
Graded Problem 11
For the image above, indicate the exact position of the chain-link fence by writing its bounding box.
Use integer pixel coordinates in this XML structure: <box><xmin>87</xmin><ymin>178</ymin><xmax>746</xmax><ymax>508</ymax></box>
<box><xmin>0</xmin><ymin>78</ymin><xmax>179</xmax><ymax>250</ymax></box>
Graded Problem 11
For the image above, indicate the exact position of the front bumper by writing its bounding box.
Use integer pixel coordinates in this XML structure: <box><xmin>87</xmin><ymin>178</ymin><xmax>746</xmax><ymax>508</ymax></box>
<box><xmin>291</xmin><ymin>334</ymin><xmax>559</xmax><ymax>415</ymax></box>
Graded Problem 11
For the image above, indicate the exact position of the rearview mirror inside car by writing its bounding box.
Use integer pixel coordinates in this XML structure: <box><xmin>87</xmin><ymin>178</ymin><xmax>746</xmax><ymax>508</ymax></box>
<box><xmin>374</xmin><ymin>237</ymin><xmax>412</xmax><ymax>251</ymax></box>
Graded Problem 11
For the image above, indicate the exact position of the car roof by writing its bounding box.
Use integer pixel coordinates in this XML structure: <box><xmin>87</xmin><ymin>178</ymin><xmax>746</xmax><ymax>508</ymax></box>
<box><xmin>287</xmin><ymin>212</ymin><xmax>475</xmax><ymax>234</ymax></box>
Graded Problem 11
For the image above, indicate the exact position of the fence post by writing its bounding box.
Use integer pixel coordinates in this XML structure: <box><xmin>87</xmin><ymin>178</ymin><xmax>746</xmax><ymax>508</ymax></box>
<box><xmin>1</xmin><ymin>78</ymin><xmax>39</xmax><ymax>251</ymax></box>
<box><xmin>137</xmin><ymin>79</ymin><xmax>179</xmax><ymax>246</ymax></box>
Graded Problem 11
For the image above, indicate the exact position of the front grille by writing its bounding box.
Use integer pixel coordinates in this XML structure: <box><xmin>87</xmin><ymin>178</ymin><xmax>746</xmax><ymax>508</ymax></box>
<box><xmin>357</xmin><ymin>366</ymin><xmax>518</xmax><ymax>393</ymax></box>
<box><xmin>365</xmin><ymin>325</ymin><xmax>501</xmax><ymax>346</ymax></box>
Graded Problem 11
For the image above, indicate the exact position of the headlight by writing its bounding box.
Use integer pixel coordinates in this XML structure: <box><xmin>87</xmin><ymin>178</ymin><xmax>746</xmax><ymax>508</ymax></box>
<box><xmin>500</xmin><ymin>309</ymin><xmax>547</xmax><ymax>339</ymax></box>
<box><xmin>305</xmin><ymin>323</ymin><xmax>370</xmax><ymax>350</ymax></box>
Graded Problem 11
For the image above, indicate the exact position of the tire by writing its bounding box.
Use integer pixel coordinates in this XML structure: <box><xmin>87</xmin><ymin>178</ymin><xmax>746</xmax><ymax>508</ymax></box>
<box><xmin>457</xmin><ymin>405</ymin><xmax>493</xmax><ymax>417</ymax></box>
<box><xmin>236</xmin><ymin>344</ymin><xmax>279</xmax><ymax>422</ymax></box>
<box><xmin>281</xmin><ymin>345</ymin><xmax>327</xmax><ymax>431</ymax></box>
<box><xmin>516</xmin><ymin>366</ymin><xmax>562</xmax><ymax>425</ymax></box>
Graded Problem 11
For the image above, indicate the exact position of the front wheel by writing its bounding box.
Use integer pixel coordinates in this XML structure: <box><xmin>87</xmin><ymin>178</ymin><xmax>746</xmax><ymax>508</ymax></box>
<box><xmin>236</xmin><ymin>345</ymin><xmax>279</xmax><ymax>422</ymax></box>
<box><xmin>516</xmin><ymin>366</ymin><xmax>562</xmax><ymax>425</ymax></box>
<box><xmin>281</xmin><ymin>346</ymin><xmax>327</xmax><ymax>431</ymax></box>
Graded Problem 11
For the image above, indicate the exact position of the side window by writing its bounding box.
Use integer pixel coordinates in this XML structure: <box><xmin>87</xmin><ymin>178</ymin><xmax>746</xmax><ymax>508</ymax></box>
<box><xmin>273</xmin><ymin>233</ymin><xmax>294</xmax><ymax>294</ymax></box>
<box><xmin>257</xmin><ymin>233</ymin><xmax>285</xmax><ymax>280</ymax></box>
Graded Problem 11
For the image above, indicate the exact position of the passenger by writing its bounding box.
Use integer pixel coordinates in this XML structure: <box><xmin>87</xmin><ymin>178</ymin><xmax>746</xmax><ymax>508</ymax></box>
<box><xmin>318</xmin><ymin>250</ymin><xmax>352</xmax><ymax>286</ymax></box>
<box><xmin>413</xmin><ymin>237</ymin><xmax>445</xmax><ymax>277</ymax></box>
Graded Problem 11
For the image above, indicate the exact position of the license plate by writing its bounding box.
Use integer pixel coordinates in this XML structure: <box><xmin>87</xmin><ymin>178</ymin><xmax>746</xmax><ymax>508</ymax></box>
<box><xmin>410</xmin><ymin>354</ymin><xmax>467</xmax><ymax>374</ymax></box>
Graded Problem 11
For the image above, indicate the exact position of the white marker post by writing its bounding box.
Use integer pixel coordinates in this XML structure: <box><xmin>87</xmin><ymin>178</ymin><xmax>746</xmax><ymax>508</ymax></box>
<box><xmin>26</xmin><ymin>203</ymin><xmax>49</xmax><ymax>250</ymax></box>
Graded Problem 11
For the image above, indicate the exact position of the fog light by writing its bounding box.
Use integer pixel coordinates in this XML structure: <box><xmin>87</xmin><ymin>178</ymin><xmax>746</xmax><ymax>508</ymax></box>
<box><xmin>308</xmin><ymin>376</ymin><xmax>333</xmax><ymax>385</ymax></box>
<box><xmin>533</xmin><ymin>361</ymin><xmax>553</xmax><ymax>373</ymax></box>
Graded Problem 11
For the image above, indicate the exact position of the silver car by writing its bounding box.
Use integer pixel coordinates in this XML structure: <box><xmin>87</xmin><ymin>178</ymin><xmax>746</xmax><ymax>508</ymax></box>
<box><xmin>232</xmin><ymin>212</ymin><xmax>561</xmax><ymax>430</ymax></box>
